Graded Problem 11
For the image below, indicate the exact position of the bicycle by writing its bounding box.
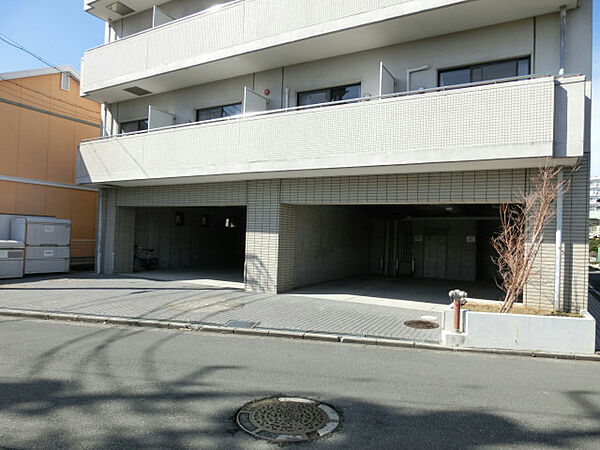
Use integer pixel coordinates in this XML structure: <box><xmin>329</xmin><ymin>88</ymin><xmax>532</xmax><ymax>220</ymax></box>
<box><xmin>134</xmin><ymin>245</ymin><xmax>159</xmax><ymax>270</ymax></box>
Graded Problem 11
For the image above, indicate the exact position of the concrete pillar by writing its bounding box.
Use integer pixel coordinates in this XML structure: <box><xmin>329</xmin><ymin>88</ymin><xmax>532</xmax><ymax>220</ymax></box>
<box><xmin>113</xmin><ymin>206</ymin><xmax>136</xmax><ymax>273</ymax></box>
<box><xmin>277</xmin><ymin>205</ymin><xmax>296</xmax><ymax>292</ymax></box>
<box><xmin>98</xmin><ymin>188</ymin><xmax>135</xmax><ymax>274</ymax></box>
<box><xmin>244</xmin><ymin>180</ymin><xmax>296</xmax><ymax>293</ymax></box>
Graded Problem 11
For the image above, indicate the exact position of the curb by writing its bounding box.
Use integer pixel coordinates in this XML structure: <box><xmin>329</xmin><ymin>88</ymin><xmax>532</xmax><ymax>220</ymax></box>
<box><xmin>1</xmin><ymin>307</ymin><xmax>598</xmax><ymax>362</ymax></box>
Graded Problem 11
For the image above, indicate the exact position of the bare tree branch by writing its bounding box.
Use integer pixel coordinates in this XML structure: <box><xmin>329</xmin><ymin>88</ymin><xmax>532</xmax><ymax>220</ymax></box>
<box><xmin>491</xmin><ymin>163</ymin><xmax>571</xmax><ymax>313</ymax></box>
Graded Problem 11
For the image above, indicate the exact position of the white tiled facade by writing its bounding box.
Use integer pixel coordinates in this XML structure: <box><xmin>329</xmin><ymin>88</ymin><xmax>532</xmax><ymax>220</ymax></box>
<box><xmin>80</xmin><ymin>0</ymin><xmax>592</xmax><ymax>312</ymax></box>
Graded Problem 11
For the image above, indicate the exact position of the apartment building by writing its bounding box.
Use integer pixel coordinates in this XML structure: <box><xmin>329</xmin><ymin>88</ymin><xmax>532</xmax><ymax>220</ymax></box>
<box><xmin>78</xmin><ymin>0</ymin><xmax>591</xmax><ymax>312</ymax></box>
<box><xmin>1</xmin><ymin>67</ymin><xmax>100</xmax><ymax>264</ymax></box>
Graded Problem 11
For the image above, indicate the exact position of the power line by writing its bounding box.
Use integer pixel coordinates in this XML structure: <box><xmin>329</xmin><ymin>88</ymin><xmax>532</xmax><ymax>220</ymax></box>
<box><xmin>0</xmin><ymin>32</ymin><xmax>101</xmax><ymax>117</ymax></box>
<box><xmin>0</xmin><ymin>33</ymin><xmax>67</xmax><ymax>75</ymax></box>
<box><xmin>0</xmin><ymin>86</ymin><xmax>99</xmax><ymax>122</ymax></box>
<box><xmin>0</xmin><ymin>77</ymin><xmax>101</xmax><ymax>117</ymax></box>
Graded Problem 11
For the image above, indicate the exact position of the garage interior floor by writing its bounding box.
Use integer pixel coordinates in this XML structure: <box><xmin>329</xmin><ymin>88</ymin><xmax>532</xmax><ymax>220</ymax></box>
<box><xmin>124</xmin><ymin>268</ymin><xmax>244</xmax><ymax>289</ymax></box>
<box><xmin>292</xmin><ymin>275</ymin><xmax>504</xmax><ymax>311</ymax></box>
<box><xmin>127</xmin><ymin>269</ymin><xmax>502</xmax><ymax>312</ymax></box>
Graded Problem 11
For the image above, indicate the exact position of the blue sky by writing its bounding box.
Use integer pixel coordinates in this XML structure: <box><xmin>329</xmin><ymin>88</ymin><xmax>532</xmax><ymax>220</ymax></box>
<box><xmin>0</xmin><ymin>0</ymin><xmax>598</xmax><ymax>176</ymax></box>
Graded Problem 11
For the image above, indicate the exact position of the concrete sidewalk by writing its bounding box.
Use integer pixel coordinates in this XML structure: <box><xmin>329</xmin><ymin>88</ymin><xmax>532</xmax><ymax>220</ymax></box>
<box><xmin>0</xmin><ymin>272</ymin><xmax>442</xmax><ymax>343</ymax></box>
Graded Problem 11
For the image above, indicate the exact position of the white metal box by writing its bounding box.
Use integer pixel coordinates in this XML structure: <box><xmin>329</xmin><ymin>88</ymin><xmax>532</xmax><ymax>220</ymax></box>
<box><xmin>25</xmin><ymin>246</ymin><xmax>70</xmax><ymax>260</ymax></box>
<box><xmin>0</xmin><ymin>240</ymin><xmax>25</xmax><ymax>279</ymax></box>
<box><xmin>24</xmin><ymin>258</ymin><xmax>70</xmax><ymax>275</ymax></box>
<box><xmin>10</xmin><ymin>217</ymin><xmax>71</xmax><ymax>246</ymax></box>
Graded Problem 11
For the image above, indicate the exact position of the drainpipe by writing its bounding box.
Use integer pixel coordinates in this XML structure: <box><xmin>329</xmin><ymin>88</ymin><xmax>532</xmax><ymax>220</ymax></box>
<box><xmin>554</xmin><ymin>5</ymin><xmax>567</xmax><ymax>310</ymax></box>
<box><xmin>555</xmin><ymin>169</ymin><xmax>564</xmax><ymax>310</ymax></box>
<box><xmin>101</xmin><ymin>103</ymin><xmax>108</xmax><ymax>137</ymax></box>
<box><xmin>284</xmin><ymin>87</ymin><xmax>290</xmax><ymax>109</ymax></box>
<box><xmin>559</xmin><ymin>5</ymin><xmax>567</xmax><ymax>76</ymax></box>
<box><xmin>96</xmin><ymin>188</ymin><xmax>103</xmax><ymax>275</ymax></box>
<box><xmin>406</xmin><ymin>65</ymin><xmax>430</xmax><ymax>91</ymax></box>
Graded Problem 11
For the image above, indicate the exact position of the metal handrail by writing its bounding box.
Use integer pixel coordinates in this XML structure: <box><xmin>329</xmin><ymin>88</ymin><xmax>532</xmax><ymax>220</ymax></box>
<box><xmin>83</xmin><ymin>74</ymin><xmax>556</xmax><ymax>144</ymax></box>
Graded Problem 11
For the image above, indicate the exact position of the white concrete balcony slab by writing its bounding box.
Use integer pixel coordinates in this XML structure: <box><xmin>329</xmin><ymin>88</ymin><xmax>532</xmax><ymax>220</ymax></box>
<box><xmin>84</xmin><ymin>0</ymin><xmax>168</xmax><ymax>21</ymax></box>
<box><xmin>77</xmin><ymin>76</ymin><xmax>586</xmax><ymax>187</ymax></box>
<box><xmin>81</xmin><ymin>0</ymin><xmax>577</xmax><ymax>102</ymax></box>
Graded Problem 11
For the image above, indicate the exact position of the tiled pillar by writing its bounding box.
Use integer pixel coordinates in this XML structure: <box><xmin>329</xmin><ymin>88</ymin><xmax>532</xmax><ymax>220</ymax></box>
<box><xmin>561</xmin><ymin>154</ymin><xmax>590</xmax><ymax>312</ymax></box>
<box><xmin>99</xmin><ymin>188</ymin><xmax>117</xmax><ymax>274</ymax></box>
<box><xmin>98</xmin><ymin>188</ymin><xmax>135</xmax><ymax>274</ymax></box>
<box><xmin>244</xmin><ymin>181</ymin><xmax>296</xmax><ymax>293</ymax></box>
<box><xmin>113</xmin><ymin>206</ymin><xmax>136</xmax><ymax>273</ymax></box>
<box><xmin>277</xmin><ymin>204</ymin><xmax>296</xmax><ymax>293</ymax></box>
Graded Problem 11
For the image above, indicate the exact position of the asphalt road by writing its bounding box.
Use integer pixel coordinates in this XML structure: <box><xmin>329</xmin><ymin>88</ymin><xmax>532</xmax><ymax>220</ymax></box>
<box><xmin>1</xmin><ymin>318</ymin><xmax>599</xmax><ymax>449</ymax></box>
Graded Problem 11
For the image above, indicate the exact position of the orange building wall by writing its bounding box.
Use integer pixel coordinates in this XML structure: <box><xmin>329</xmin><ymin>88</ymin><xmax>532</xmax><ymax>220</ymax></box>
<box><xmin>0</xmin><ymin>72</ymin><xmax>101</xmax><ymax>259</ymax></box>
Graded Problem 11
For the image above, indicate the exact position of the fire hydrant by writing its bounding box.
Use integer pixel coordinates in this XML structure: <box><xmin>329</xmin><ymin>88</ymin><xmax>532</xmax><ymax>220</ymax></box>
<box><xmin>449</xmin><ymin>289</ymin><xmax>468</xmax><ymax>332</ymax></box>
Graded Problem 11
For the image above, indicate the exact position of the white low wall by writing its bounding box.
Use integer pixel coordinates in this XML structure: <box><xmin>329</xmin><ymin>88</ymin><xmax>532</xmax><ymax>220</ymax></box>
<box><xmin>442</xmin><ymin>305</ymin><xmax>596</xmax><ymax>355</ymax></box>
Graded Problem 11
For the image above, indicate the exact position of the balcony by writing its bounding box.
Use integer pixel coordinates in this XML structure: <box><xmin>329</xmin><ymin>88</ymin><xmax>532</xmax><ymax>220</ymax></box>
<box><xmin>84</xmin><ymin>0</ymin><xmax>168</xmax><ymax>21</ymax></box>
<box><xmin>77</xmin><ymin>76</ymin><xmax>585</xmax><ymax>187</ymax></box>
<box><xmin>81</xmin><ymin>0</ymin><xmax>577</xmax><ymax>102</ymax></box>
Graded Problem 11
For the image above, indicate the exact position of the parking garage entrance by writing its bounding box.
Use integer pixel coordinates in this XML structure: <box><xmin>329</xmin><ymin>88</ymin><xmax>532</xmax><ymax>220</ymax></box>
<box><xmin>290</xmin><ymin>204</ymin><xmax>504</xmax><ymax>307</ymax></box>
<box><xmin>132</xmin><ymin>206</ymin><xmax>246</xmax><ymax>288</ymax></box>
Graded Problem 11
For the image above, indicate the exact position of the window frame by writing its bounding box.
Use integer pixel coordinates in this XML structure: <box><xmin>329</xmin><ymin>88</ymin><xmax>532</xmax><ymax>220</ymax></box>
<box><xmin>195</xmin><ymin>102</ymin><xmax>242</xmax><ymax>123</ymax></box>
<box><xmin>119</xmin><ymin>118</ymin><xmax>149</xmax><ymax>134</ymax></box>
<box><xmin>60</xmin><ymin>72</ymin><xmax>70</xmax><ymax>91</ymax></box>
<box><xmin>296</xmin><ymin>83</ymin><xmax>362</xmax><ymax>107</ymax></box>
<box><xmin>438</xmin><ymin>57</ymin><xmax>531</xmax><ymax>87</ymax></box>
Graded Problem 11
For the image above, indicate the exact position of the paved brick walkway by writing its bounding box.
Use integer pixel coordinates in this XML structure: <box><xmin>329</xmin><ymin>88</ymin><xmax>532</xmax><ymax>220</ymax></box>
<box><xmin>0</xmin><ymin>272</ymin><xmax>442</xmax><ymax>342</ymax></box>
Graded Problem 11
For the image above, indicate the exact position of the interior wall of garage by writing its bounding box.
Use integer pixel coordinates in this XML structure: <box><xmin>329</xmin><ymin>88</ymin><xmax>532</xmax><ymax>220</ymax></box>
<box><xmin>134</xmin><ymin>206</ymin><xmax>246</xmax><ymax>270</ymax></box>
<box><xmin>293</xmin><ymin>206</ymin><xmax>370</xmax><ymax>287</ymax></box>
<box><xmin>411</xmin><ymin>219</ymin><xmax>477</xmax><ymax>282</ymax></box>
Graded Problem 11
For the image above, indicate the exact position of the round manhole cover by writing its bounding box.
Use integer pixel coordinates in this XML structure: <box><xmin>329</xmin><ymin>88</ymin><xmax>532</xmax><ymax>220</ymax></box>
<box><xmin>236</xmin><ymin>397</ymin><xmax>340</xmax><ymax>442</ymax></box>
<box><xmin>404</xmin><ymin>319</ymin><xmax>439</xmax><ymax>329</ymax></box>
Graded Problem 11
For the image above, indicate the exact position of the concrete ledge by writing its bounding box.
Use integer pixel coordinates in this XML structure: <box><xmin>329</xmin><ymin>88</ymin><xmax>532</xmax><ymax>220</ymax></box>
<box><xmin>267</xmin><ymin>330</ymin><xmax>305</xmax><ymax>339</ymax></box>
<box><xmin>340</xmin><ymin>336</ymin><xmax>378</xmax><ymax>345</ymax></box>
<box><xmin>304</xmin><ymin>332</ymin><xmax>340</xmax><ymax>342</ymax></box>
<box><xmin>376</xmin><ymin>338</ymin><xmax>415</xmax><ymax>348</ymax></box>
<box><xmin>167</xmin><ymin>321</ymin><xmax>191</xmax><ymax>330</ymax></box>
<box><xmin>106</xmin><ymin>317</ymin><xmax>137</xmax><ymax>326</ymax></box>
<box><xmin>0</xmin><ymin>309</ymin><xmax>50</xmax><ymax>320</ymax></box>
<box><xmin>233</xmin><ymin>328</ymin><xmax>271</xmax><ymax>336</ymax></box>
<box><xmin>137</xmin><ymin>319</ymin><xmax>171</xmax><ymax>328</ymax></box>
<box><xmin>442</xmin><ymin>304</ymin><xmax>597</xmax><ymax>355</ymax></box>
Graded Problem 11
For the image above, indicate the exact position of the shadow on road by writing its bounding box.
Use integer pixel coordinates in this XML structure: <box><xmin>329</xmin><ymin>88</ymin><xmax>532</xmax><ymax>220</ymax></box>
<box><xmin>1</xmin><ymin>323</ymin><xmax>599</xmax><ymax>449</ymax></box>
<box><xmin>1</xmin><ymin>378</ymin><xmax>600</xmax><ymax>449</ymax></box>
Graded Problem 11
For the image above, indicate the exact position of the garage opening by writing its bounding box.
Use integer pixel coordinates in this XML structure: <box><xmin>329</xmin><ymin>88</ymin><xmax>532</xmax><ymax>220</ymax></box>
<box><xmin>133</xmin><ymin>206</ymin><xmax>246</xmax><ymax>287</ymax></box>
<box><xmin>291</xmin><ymin>204</ymin><xmax>504</xmax><ymax>306</ymax></box>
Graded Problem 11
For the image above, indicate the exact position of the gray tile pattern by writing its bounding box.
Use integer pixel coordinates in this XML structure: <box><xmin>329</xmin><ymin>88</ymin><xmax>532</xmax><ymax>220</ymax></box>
<box><xmin>0</xmin><ymin>273</ymin><xmax>441</xmax><ymax>342</ymax></box>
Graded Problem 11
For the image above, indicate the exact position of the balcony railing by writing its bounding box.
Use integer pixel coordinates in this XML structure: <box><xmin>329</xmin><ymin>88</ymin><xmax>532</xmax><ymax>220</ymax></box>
<box><xmin>81</xmin><ymin>0</ymin><xmax>578</xmax><ymax>100</ymax></box>
<box><xmin>77</xmin><ymin>76</ymin><xmax>585</xmax><ymax>186</ymax></box>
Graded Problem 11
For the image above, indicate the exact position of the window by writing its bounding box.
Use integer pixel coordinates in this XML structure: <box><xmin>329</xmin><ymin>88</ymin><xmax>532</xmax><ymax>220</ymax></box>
<box><xmin>120</xmin><ymin>119</ymin><xmax>148</xmax><ymax>134</ymax></box>
<box><xmin>439</xmin><ymin>57</ymin><xmax>531</xmax><ymax>87</ymax></box>
<box><xmin>60</xmin><ymin>72</ymin><xmax>70</xmax><ymax>91</ymax></box>
<box><xmin>196</xmin><ymin>103</ymin><xmax>242</xmax><ymax>122</ymax></box>
<box><xmin>297</xmin><ymin>83</ymin><xmax>361</xmax><ymax>107</ymax></box>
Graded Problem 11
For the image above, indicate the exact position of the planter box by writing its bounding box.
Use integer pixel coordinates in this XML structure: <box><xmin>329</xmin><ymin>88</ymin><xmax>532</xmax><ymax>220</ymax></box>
<box><xmin>442</xmin><ymin>304</ymin><xmax>596</xmax><ymax>355</ymax></box>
